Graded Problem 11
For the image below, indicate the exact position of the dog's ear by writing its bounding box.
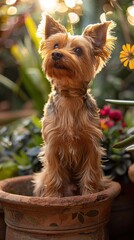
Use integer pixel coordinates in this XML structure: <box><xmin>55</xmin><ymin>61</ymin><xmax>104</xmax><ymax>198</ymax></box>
<box><xmin>82</xmin><ymin>21</ymin><xmax>116</xmax><ymax>73</ymax></box>
<box><xmin>83</xmin><ymin>22</ymin><xmax>111</xmax><ymax>48</ymax></box>
<box><xmin>37</xmin><ymin>14</ymin><xmax>67</xmax><ymax>39</ymax></box>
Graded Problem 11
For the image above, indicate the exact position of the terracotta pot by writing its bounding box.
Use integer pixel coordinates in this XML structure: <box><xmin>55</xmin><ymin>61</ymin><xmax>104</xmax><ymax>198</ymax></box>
<box><xmin>0</xmin><ymin>175</ymin><xmax>120</xmax><ymax>240</ymax></box>
<box><xmin>0</xmin><ymin>203</ymin><xmax>6</xmax><ymax>240</ymax></box>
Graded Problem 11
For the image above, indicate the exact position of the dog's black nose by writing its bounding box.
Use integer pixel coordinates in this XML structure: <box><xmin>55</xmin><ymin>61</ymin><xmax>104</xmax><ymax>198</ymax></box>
<box><xmin>52</xmin><ymin>52</ymin><xmax>63</xmax><ymax>61</ymax></box>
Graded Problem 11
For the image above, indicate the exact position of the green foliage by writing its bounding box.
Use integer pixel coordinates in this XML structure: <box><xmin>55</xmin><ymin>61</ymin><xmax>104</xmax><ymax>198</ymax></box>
<box><xmin>0</xmin><ymin>117</ymin><xmax>42</xmax><ymax>180</ymax></box>
<box><xmin>0</xmin><ymin>13</ymin><xmax>51</xmax><ymax>114</ymax></box>
<box><xmin>113</xmin><ymin>135</ymin><xmax>134</xmax><ymax>149</ymax></box>
<box><xmin>0</xmin><ymin>161</ymin><xmax>18</xmax><ymax>180</ymax></box>
<box><xmin>0</xmin><ymin>74</ymin><xmax>28</xmax><ymax>102</ymax></box>
<box><xmin>106</xmin><ymin>99</ymin><xmax>134</xmax><ymax>106</ymax></box>
<box><xmin>106</xmin><ymin>100</ymin><xmax>134</xmax><ymax>152</ymax></box>
<box><xmin>10</xmin><ymin>35</ymin><xmax>50</xmax><ymax>113</ymax></box>
<box><xmin>100</xmin><ymin>104</ymin><xmax>134</xmax><ymax>182</ymax></box>
<box><xmin>14</xmin><ymin>150</ymin><xmax>30</xmax><ymax>166</ymax></box>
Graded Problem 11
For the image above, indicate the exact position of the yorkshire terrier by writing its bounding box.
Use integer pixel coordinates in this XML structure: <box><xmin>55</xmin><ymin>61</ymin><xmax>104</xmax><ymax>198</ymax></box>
<box><xmin>33</xmin><ymin>14</ymin><xmax>116</xmax><ymax>197</ymax></box>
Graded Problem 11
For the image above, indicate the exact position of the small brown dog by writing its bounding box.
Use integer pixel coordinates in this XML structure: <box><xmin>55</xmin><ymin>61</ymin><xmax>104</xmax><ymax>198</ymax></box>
<box><xmin>33</xmin><ymin>14</ymin><xmax>116</xmax><ymax>197</ymax></box>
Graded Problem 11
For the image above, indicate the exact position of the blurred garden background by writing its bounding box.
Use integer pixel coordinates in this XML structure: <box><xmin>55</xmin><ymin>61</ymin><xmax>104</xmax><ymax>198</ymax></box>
<box><xmin>0</xmin><ymin>0</ymin><xmax>134</xmax><ymax>183</ymax></box>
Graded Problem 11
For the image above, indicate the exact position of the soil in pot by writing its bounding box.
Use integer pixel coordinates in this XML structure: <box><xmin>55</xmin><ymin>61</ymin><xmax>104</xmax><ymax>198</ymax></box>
<box><xmin>0</xmin><ymin>175</ymin><xmax>121</xmax><ymax>240</ymax></box>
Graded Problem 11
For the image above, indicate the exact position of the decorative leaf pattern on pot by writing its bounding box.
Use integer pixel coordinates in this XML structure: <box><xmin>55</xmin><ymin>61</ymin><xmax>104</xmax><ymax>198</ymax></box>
<box><xmin>49</xmin><ymin>223</ymin><xmax>58</xmax><ymax>227</ymax></box>
<box><xmin>86</xmin><ymin>210</ymin><xmax>99</xmax><ymax>217</ymax></box>
<box><xmin>72</xmin><ymin>210</ymin><xmax>99</xmax><ymax>224</ymax></box>
<box><xmin>78</xmin><ymin>213</ymin><xmax>84</xmax><ymax>224</ymax></box>
<box><xmin>72</xmin><ymin>212</ymin><xmax>78</xmax><ymax>219</ymax></box>
<box><xmin>72</xmin><ymin>212</ymin><xmax>85</xmax><ymax>223</ymax></box>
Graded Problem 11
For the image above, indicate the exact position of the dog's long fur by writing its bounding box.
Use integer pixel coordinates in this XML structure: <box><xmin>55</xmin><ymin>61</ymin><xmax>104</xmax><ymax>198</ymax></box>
<box><xmin>33</xmin><ymin>14</ymin><xmax>116</xmax><ymax>197</ymax></box>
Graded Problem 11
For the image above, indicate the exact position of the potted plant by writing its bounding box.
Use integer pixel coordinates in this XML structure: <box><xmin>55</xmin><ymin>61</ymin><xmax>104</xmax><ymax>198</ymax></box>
<box><xmin>100</xmin><ymin>99</ymin><xmax>134</xmax><ymax>240</ymax></box>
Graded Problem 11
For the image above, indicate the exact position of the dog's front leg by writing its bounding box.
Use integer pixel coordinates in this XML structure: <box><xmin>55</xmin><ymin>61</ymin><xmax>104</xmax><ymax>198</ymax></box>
<box><xmin>44</xmin><ymin>146</ymin><xmax>65</xmax><ymax>197</ymax></box>
<box><xmin>79</xmin><ymin>146</ymin><xmax>103</xmax><ymax>195</ymax></box>
<box><xmin>34</xmin><ymin>145</ymin><xmax>66</xmax><ymax>197</ymax></box>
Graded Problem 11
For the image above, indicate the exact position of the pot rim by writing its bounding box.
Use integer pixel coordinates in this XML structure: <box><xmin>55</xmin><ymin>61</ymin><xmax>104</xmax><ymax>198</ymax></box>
<box><xmin>0</xmin><ymin>175</ymin><xmax>121</xmax><ymax>208</ymax></box>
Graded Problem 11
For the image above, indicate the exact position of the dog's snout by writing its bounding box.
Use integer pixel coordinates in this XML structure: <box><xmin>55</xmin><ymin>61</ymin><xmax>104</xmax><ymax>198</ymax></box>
<box><xmin>52</xmin><ymin>52</ymin><xmax>63</xmax><ymax>61</ymax></box>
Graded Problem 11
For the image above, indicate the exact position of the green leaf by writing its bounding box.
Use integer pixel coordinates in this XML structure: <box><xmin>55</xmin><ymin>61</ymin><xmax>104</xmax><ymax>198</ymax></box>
<box><xmin>110</xmin><ymin>154</ymin><xmax>121</xmax><ymax>161</ymax></box>
<box><xmin>0</xmin><ymin>161</ymin><xmax>18</xmax><ymax>180</ymax></box>
<box><xmin>113</xmin><ymin>135</ymin><xmax>134</xmax><ymax>149</ymax></box>
<box><xmin>19</xmin><ymin>67</ymin><xmax>44</xmax><ymax>112</ymax></box>
<box><xmin>105</xmin><ymin>99</ymin><xmax>134</xmax><ymax>106</ymax></box>
<box><xmin>125</xmin><ymin>109</ymin><xmax>134</xmax><ymax>128</ymax></box>
<box><xmin>32</xmin><ymin>116</ymin><xmax>41</xmax><ymax>129</ymax></box>
<box><xmin>0</xmin><ymin>74</ymin><xmax>28</xmax><ymax>101</ymax></box>
<box><xmin>14</xmin><ymin>150</ymin><xmax>30</xmax><ymax>166</ymax></box>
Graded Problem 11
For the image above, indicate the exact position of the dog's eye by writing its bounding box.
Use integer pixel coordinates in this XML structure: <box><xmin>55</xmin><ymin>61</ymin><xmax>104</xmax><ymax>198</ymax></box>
<box><xmin>54</xmin><ymin>43</ymin><xmax>59</xmax><ymax>49</ymax></box>
<box><xmin>74</xmin><ymin>47</ymin><xmax>83</xmax><ymax>56</ymax></box>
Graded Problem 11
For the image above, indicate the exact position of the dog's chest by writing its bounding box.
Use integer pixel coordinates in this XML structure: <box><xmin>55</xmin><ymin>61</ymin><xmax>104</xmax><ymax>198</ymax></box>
<box><xmin>45</xmin><ymin>95</ymin><xmax>93</xmax><ymax>144</ymax></box>
<box><xmin>56</xmin><ymin>98</ymin><xmax>87</xmax><ymax>142</ymax></box>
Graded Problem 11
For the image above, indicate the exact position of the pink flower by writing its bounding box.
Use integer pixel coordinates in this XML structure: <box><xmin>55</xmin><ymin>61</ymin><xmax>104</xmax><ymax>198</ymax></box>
<box><xmin>100</xmin><ymin>105</ymin><xmax>111</xmax><ymax>116</ymax></box>
<box><xmin>109</xmin><ymin>109</ymin><xmax>122</xmax><ymax>121</ymax></box>
<box><xmin>107</xmin><ymin>120</ymin><xmax>115</xmax><ymax>128</ymax></box>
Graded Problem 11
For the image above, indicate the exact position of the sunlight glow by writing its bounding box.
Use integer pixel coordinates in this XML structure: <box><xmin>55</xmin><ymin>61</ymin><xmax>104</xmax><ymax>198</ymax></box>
<box><xmin>68</xmin><ymin>12</ymin><xmax>79</xmax><ymax>24</ymax></box>
<box><xmin>6</xmin><ymin>0</ymin><xmax>17</xmax><ymax>5</ymax></box>
<box><xmin>39</xmin><ymin>0</ymin><xmax>58</xmax><ymax>13</ymax></box>
<box><xmin>65</xmin><ymin>0</ymin><xmax>76</xmax><ymax>8</ymax></box>
<box><xmin>127</xmin><ymin>5</ymin><xmax>134</xmax><ymax>17</ymax></box>
<box><xmin>127</xmin><ymin>5</ymin><xmax>134</xmax><ymax>26</ymax></box>
<box><xmin>127</xmin><ymin>15</ymin><xmax>134</xmax><ymax>25</ymax></box>
<box><xmin>56</xmin><ymin>3</ymin><xmax>68</xmax><ymax>13</ymax></box>
<box><xmin>7</xmin><ymin>6</ymin><xmax>17</xmax><ymax>15</ymax></box>
<box><xmin>100</xmin><ymin>13</ymin><xmax>106</xmax><ymax>23</ymax></box>
<box><xmin>76</xmin><ymin>0</ymin><xmax>83</xmax><ymax>5</ymax></box>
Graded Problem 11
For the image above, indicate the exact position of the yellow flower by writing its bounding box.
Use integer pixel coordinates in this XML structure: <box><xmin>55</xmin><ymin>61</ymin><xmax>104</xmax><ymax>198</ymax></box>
<box><xmin>120</xmin><ymin>43</ymin><xmax>134</xmax><ymax>70</ymax></box>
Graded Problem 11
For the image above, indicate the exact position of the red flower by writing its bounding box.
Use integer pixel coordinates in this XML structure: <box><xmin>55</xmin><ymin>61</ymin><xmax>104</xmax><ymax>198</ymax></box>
<box><xmin>109</xmin><ymin>109</ymin><xmax>122</xmax><ymax>121</ymax></box>
<box><xmin>122</xmin><ymin>122</ymin><xmax>126</xmax><ymax>128</ymax></box>
<box><xmin>100</xmin><ymin>105</ymin><xmax>111</xmax><ymax>116</ymax></box>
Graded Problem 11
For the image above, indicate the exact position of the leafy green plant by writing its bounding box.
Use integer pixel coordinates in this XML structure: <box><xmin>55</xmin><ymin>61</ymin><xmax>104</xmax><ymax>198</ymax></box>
<box><xmin>106</xmin><ymin>99</ymin><xmax>134</xmax><ymax>153</ymax></box>
<box><xmin>0</xmin><ymin>116</ymin><xmax>42</xmax><ymax>180</ymax></box>
<box><xmin>10</xmin><ymin>15</ymin><xmax>51</xmax><ymax>113</ymax></box>
<box><xmin>100</xmin><ymin>104</ymin><xmax>134</xmax><ymax>182</ymax></box>
<box><xmin>1</xmin><ymin>14</ymin><xmax>50</xmax><ymax>114</ymax></box>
